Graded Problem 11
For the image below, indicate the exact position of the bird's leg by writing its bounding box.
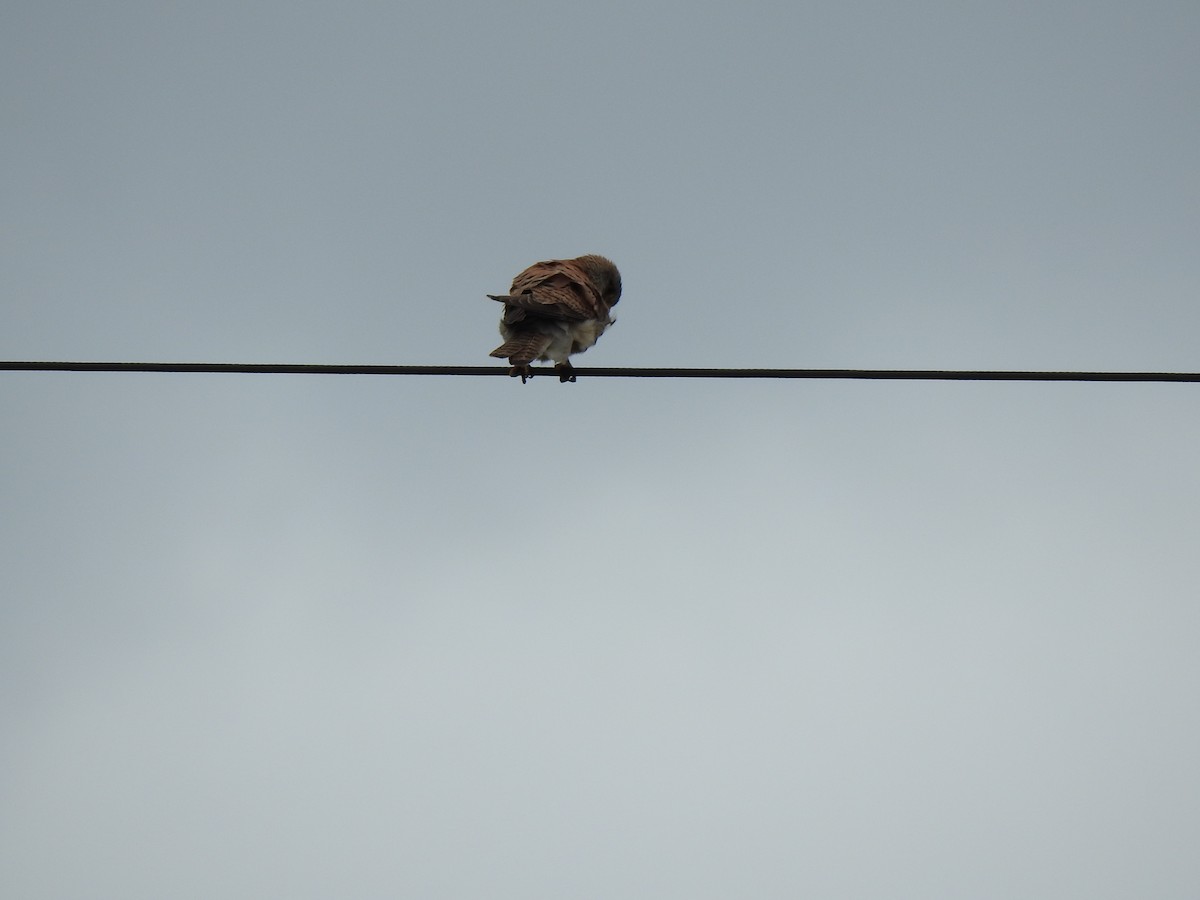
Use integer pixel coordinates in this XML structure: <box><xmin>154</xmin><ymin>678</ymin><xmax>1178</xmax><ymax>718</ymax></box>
<box><xmin>509</xmin><ymin>363</ymin><xmax>533</xmax><ymax>383</ymax></box>
<box><xmin>555</xmin><ymin>361</ymin><xmax>577</xmax><ymax>383</ymax></box>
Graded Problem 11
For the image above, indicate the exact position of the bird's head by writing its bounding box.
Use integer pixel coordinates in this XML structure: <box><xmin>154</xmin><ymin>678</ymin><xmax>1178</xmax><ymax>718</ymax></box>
<box><xmin>577</xmin><ymin>254</ymin><xmax>622</xmax><ymax>307</ymax></box>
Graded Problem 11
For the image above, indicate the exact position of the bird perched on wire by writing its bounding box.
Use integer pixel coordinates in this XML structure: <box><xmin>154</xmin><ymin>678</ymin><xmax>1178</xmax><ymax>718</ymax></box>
<box><xmin>488</xmin><ymin>254</ymin><xmax>622</xmax><ymax>382</ymax></box>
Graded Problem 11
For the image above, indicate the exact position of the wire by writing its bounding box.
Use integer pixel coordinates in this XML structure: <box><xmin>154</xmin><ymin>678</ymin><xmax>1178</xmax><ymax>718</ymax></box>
<box><xmin>2</xmin><ymin>361</ymin><xmax>1198</xmax><ymax>382</ymax></box>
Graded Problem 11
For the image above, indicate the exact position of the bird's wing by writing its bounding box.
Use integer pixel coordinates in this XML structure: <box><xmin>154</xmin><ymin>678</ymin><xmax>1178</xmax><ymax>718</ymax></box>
<box><xmin>500</xmin><ymin>259</ymin><xmax>608</xmax><ymax>321</ymax></box>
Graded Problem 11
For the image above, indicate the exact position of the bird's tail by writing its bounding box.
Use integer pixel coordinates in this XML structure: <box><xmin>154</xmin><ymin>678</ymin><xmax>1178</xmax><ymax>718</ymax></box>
<box><xmin>489</xmin><ymin>334</ymin><xmax>552</xmax><ymax>365</ymax></box>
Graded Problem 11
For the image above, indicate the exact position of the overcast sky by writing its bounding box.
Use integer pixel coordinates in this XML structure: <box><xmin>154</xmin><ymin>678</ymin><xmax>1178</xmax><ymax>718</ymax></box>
<box><xmin>3</xmin><ymin>2</ymin><xmax>1199</xmax><ymax>897</ymax></box>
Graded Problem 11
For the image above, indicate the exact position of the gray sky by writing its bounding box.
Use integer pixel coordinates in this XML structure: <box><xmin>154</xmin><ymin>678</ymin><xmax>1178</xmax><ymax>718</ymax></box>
<box><xmin>3</xmin><ymin>2</ymin><xmax>1199</xmax><ymax>897</ymax></box>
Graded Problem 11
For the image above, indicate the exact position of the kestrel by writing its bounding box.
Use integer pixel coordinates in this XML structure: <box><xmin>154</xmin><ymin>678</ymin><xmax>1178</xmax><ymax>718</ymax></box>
<box><xmin>488</xmin><ymin>254</ymin><xmax>622</xmax><ymax>382</ymax></box>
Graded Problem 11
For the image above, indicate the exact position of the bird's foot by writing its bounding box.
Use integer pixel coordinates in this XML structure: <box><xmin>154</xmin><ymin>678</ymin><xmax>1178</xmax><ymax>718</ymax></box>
<box><xmin>509</xmin><ymin>364</ymin><xmax>533</xmax><ymax>383</ymax></box>
<box><xmin>555</xmin><ymin>362</ymin><xmax>577</xmax><ymax>383</ymax></box>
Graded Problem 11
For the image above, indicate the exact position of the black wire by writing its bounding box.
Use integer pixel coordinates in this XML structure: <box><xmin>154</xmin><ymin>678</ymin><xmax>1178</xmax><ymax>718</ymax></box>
<box><xmin>2</xmin><ymin>361</ymin><xmax>1198</xmax><ymax>382</ymax></box>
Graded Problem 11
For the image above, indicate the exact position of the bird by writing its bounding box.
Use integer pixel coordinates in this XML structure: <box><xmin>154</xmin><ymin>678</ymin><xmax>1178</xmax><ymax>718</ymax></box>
<box><xmin>487</xmin><ymin>254</ymin><xmax>622</xmax><ymax>383</ymax></box>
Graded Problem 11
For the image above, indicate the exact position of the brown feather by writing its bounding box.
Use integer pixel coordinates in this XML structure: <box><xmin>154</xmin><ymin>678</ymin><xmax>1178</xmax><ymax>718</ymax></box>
<box><xmin>489</xmin><ymin>333</ymin><xmax>553</xmax><ymax>365</ymax></box>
